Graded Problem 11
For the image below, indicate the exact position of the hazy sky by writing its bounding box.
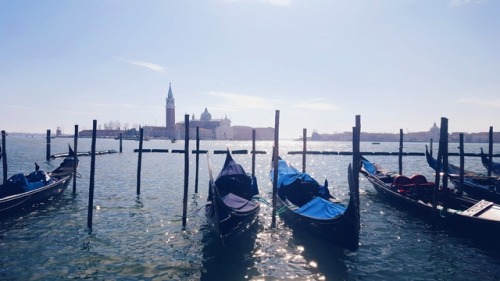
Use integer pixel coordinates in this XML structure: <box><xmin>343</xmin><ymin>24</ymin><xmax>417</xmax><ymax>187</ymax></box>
<box><xmin>1</xmin><ymin>0</ymin><xmax>499</xmax><ymax>139</ymax></box>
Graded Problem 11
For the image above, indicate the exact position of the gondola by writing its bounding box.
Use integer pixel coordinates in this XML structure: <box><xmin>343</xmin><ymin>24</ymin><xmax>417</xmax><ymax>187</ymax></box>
<box><xmin>205</xmin><ymin>151</ymin><xmax>260</xmax><ymax>242</ymax></box>
<box><xmin>361</xmin><ymin>157</ymin><xmax>500</xmax><ymax>239</ymax></box>
<box><xmin>0</xmin><ymin>145</ymin><xmax>78</xmax><ymax>217</ymax></box>
<box><xmin>480</xmin><ymin>148</ymin><xmax>500</xmax><ymax>177</ymax></box>
<box><xmin>269</xmin><ymin>157</ymin><xmax>360</xmax><ymax>251</ymax></box>
<box><xmin>425</xmin><ymin>146</ymin><xmax>500</xmax><ymax>203</ymax></box>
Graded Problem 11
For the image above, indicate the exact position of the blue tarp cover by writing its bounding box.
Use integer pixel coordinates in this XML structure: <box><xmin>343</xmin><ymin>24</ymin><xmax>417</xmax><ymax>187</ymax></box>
<box><xmin>362</xmin><ymin>160</ymin><xmax>376</xmax><ymax>175</ymax></box>
<box><xmin>275</xmin><ymin>160</ymin><xmax>318</xmax><ymax>188</ymax></box>
<box><xmin>296</xmin><ymin>197</ymin><xmax>346</xmax><ymax>219</ymax></box>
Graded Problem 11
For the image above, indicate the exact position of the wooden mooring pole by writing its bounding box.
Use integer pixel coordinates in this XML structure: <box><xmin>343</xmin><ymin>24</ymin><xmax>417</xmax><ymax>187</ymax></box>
<box><xmin>73</xmin><ymin>125</ymin><xmax>78</xmax><ymax>194</ymax></box>
<box><xmin>252</xmin><ymin>129</ymin><xmax>256</xmax><ymax>177</ymax></box>
<box><xmin>2</xmin><ymin>130</ymin><xmax>7</xmax><ymax>184</ymax></box>
<box><xmin>432</xmin><ymin>117</ymin><xmax>448</xmax><ymax>222</ymax></box>
<box><xmin>87</xmin><ymin>120</ymin><xmax>97</xmax><ymax>230</ymax></box>
<box><xmin>182</xmin><ymin>114</ymin><xmax>190</xmax><ymax>227</ymax></box>
<box><xmin>119</xmin><ymin>133</ymin><xmax>123</xmax><ymax>153</ymax></box>
<box><xmin>195</xmin><ymin>126</ymin><xmax>200</xmax><ymax>194</ymax></box>
<box><xmin>137</xmin><ymin>127</ymin><xmax>144</xmax><ymax>195</ymax></box>
<box><xmin>271</xmin><ymin>110</ymin><xmax>280</xmax><ymax>229</ymax></box>
<box><xmin>488</xmin><ymin>126</ymin><xmax>493</xmax><ymax>176</ymax></box>
<box><xmin>398</xmin><ymin>129</ymin><xmax>403</xmax><ymax>175</ymax></box>
<box><xmin>302</xmin><ymin>128</ymin><xmax>307</xmax><ymax>173</ymax></box>
<box><xmin>458</xmin><ymin>133</ymin><xmax>464</xmax><ymax>194</ymax></box>
<box><xmin>46</xmin><ymin>129</ymin><xmax>51</xmax><ymax>161</ymax></box>
<box><xmin>441</xmin><ymin>118</ymin><xmax>449</xmax><ymax>212</ymax></box>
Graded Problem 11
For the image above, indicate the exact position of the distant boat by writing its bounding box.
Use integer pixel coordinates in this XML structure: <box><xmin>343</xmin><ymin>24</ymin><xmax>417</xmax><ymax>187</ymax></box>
<box><xmin>372</xmin><ymin>142</ymin><xmax>380</xmax><ymax>145</ymax></box>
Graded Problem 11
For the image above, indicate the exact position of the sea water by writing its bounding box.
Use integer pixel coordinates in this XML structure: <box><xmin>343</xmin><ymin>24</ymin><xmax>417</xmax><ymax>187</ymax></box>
<box><xmin>1</xmin><ymin>136</ymin><xmax>499</xmax><ymax>280</ymax></box>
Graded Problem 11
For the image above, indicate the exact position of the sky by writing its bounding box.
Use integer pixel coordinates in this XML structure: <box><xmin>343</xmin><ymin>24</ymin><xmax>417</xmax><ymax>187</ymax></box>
<box><xmin>1</xmin><ymin>0</ymin><xmax>499</xmax><ymax>139</ymax></box>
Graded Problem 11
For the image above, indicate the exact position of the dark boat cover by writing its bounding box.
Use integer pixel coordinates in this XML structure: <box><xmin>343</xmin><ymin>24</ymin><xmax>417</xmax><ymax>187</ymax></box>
<box><xmin>222</xmin><ymin>193</ymin><xmax>259</xmax><ymax>212</ymax></box>
<box><xmin>215</xmin><ymin>153</ymin><xmax>259</xmax><ymax>200</ymax></box>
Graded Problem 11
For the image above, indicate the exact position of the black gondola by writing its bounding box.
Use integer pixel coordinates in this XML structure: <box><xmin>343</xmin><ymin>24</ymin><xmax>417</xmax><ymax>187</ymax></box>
<box><xmin>480</xmin><ymin>147</ymin><xmax>500</xmax><ymax>177</ymax></box>
<box><xmin>269</xmin><ymin>157</ymin><xmax>360</xmax><ymax>251</ymax></box>
<box><xmin>0</xmin><ymin>145</ymin><xmax>78</xmax><ymax>217</ymax></box>
<box><xmin>425</xmin><ymin>146</ymin><xmax>500</xmax><ymax>203</ymax></box>
<box><xmin>205</xmin><ymin>151</ymin><xmax>260</xmax><ymax>242</ymax></box>
<box><xmin>361</xmin><ymin>157</ymin><xmax>500</xmax><ymax>239</ymax></box>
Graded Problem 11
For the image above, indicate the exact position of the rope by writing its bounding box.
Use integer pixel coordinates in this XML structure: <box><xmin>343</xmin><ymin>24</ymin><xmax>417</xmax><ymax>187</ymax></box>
<box><xmin>252</xmin><ymin>196</ymin><xmax>272</xmax><ymax>207</ymax></box>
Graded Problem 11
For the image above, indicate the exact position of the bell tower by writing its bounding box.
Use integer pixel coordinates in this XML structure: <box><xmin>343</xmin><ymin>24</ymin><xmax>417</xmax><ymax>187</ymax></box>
<box><xmin>166</xmin><ymin>83</ymin><xmax>175</xmax><ymax>135</ymax></box>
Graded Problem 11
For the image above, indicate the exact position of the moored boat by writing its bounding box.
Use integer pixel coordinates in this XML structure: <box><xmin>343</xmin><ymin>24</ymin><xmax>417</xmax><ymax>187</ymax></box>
<box><xmin>425</xmin><ymin>146</ymin><xmax>500</xmax><ymax>203</ymax></box>
<box><xmin>361</xmin><ymin>156</ymin><xmax>500</xmax><ymax>240</ymax></box>
<box><xmin>205</xmin><ymin>151</ymin><xmax>260</xmax><ymax>242</ymax></box>
<box><xmin>269</xmin><ymin>157</ymin><xmax>360</xmax><ymax>251</ymax></box>
<box><xmin>480</xmin><ymin>147</ymin><xmax>500</xmax><ymax>177</ymax></box>
<box><xmin>0</xmin><ymin>146</ymin><xmax>79</xmax><ymax>217</ymax></box>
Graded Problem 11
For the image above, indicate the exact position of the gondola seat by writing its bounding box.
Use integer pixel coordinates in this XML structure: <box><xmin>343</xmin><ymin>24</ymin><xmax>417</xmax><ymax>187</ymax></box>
<box><xmin>222</xmin><ymin>193</ymin><xmax>258</xmax><ymax>212</ymax></box>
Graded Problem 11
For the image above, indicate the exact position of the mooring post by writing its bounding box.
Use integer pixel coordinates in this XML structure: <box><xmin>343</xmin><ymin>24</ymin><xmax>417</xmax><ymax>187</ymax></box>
<box><xmin>195</xmin><ymin>126</ymin><xmax>200</xmax><ymax>194</ymax></box>
<box><xmin>441</xmin><ymin>118</ymin><xmax>449</xmax><ymax>212</ymax></box>
<box><xmin>399</xmin><ymin>129</ymin><xmax>403</xmax><ymax>175</ymax></box>
<box><xmin>488</xmin><ymin>126</ymin><xmax>493</xmax><ymax>177</ymax></box>
<box><xmin>352</xmin><ymin>115</ymin><xmax>361</xmax><ymax>244</ymax></box>
<box><xmin>302</xmin><ymin>128</ymin><xmax>307</xmax><ymax>173</ymax></box>
<box><xmin>2</xmin><ymin>130</ymin><xmax>7</xmax><ymax>184</ymax></box>
<box><xmin>46</xmin><ymin>129</ymin><xmax>51</xmax><ymax>161</ymax></box>
<box><xmin>354</xmin><ymin>115</ymin><xmax>361</xmax><ymax>189</ymax></box>
<box><xmin>73</xmin><ymin>124</ymin><xmax>79</xmax><ymax>194</ymax></box>
<box><xmin>87</xmin><ymin>120</ymin><xmax>97</xmax><ymax>230</ymax></box>
<box><xmin>271</xmin><ymin>110</ymin><xmax>280</xmax><ymax>229</ymax></box>
<box><xmin>119</xmin><ymin>132</ymin><xmax>123</xmax><ymax>153</ymax></box>
<box><xmin>458</xmin><ymin>133</ymin><xmax>464</xmax><ymax>194</ymax></box>
<box><xmin>182</xmin><ymin>114</ymin><xmax>190</xmax><ymax>227</ymax></box>
<box><xmin>430</xmin><ymin>139</ymin><xmax>433</xmax><ymax>157</ymax></box>
<box><xmin>432</xmin><ymin>117</ymin><xmax>447</xmax><ymax>222</ymax></box>
<box><xmin>252</xmin><ymin>129</ymin><xmax>256</xmax><ymax>177</ymax></box>
<box><xmin>137</xmin><ymin>127</ymin><xmax>144</xmax><ymax>195</ymax></box>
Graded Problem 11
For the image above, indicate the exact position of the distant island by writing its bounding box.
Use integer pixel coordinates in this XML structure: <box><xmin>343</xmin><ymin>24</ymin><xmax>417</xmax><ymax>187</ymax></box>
<box><xmin>310</xmin><ymin>122</ymin><xmax>499</xmax><ymax>143</ymax></box>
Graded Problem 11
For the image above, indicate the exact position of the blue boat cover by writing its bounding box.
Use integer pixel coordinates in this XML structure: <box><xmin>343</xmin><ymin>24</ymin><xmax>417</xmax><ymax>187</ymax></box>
<box><xmin>362</xmin><ymin>159</ymin><xmax>376</xmax><ymax>175</ymax></box>
<box><xmin>296</xmin><ymin>197</ymin><xmax>346</xmax><ymax>219</ymax></box>
<box><xmin>275</xmin><ymin>160</ymin><xmax>318</xmax><ymax>189</ymax></box>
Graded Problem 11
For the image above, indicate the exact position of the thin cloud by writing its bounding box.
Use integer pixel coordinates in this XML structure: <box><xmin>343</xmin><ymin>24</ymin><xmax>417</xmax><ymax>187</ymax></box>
<box><xmin>449</xmin><ymin>0</ymin><xmax>487</xmax><ymax>6</ymax></box>
<box><xmin>224</xmin><ymin>0</ymin><xmax>292</xmax><ymax>7</ymax></box>
<box><xmin>117</xmin><ymin>57</ymin><xmax>166</xmax><ymax>73</ymax></box>
<box><xmin>293</xmin><ymin>99</ymin><xmax>339</xmax><ymax>110</ymax></box>
<box><xmin>455</xmin><ymin>97</ymin><xmax>500</xmax><ymax>108</ymax></box>
<box><xmin>208</xmin><ymin>92</ymin><xmax>275</xmax><ymax>110</ymax></box>
<box><xmin>81</xmin><ymin>102</ymin><xmax>163</xmax><ymax>110</ymax></box>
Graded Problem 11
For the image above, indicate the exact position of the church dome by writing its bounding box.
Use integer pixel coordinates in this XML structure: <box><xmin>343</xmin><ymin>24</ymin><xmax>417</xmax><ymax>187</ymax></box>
<box><xmin>200</xmin><ymin>107</ymin><xmax>212</xmax><ymax>121</ymax></box>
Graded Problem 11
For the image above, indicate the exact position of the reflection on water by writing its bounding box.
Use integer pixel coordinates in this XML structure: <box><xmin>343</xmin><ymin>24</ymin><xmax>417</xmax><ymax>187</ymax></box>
<box><xmin>1</xmin><ymin>138</ymin><xmax>500</xmax><ymax>280</ymax></box>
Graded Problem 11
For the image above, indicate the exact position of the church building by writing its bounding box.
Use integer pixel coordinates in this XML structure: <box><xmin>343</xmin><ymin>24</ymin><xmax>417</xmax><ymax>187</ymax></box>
<box><xmin>141</xmin><ymin>83</ymin><xmax>272</xmax><ymax>140</ymax></box>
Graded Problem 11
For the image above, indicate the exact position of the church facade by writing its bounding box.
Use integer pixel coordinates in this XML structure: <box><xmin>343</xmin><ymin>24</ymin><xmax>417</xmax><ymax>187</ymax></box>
<box><xmin>141</xmin><ymin>83</ymin><xmax>273</xmax><ymax>140</ymax></box>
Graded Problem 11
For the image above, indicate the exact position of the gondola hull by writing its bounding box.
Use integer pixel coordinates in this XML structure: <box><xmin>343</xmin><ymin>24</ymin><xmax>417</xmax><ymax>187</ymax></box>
<box><xmin>0</xmin><ymin>149</ymin><xmax>77</xmax><ymax>217</ymax></box>
<box><xmin>362</xmin><ymin>158</ymin><xmax>500</xmax><ymax>240</ymax></box>
<box><xmin>205</xmin><ymin>184</ymin><xmax>260</xmax><ymax>239</ymax></box>
<box><xmin>275</xmin><ymin>195</ymin><xmax>359</xmax><ymax>251</ymax></box>
<box><xmin>205</xmin><ymin>151</ymin><xmax>260</xmax><ymax>242</ymax></box>
<box><xmin>425</xmin><ymin>146</ymin><xmax>500</xmax><ymax>204</ymax></box>
<box><xmin>0</xmin><ymin>175</ymin><xmax>72</xmax><ymax>216</ymax></box>
<box><xmin>271</xmin><ymin>158</ymin><xmax>360</xmax><ymax>251</ymax></box>
<box><xmin>480</xmin><ymin>148</ymin><xmax>500</xmax><ymax>177</ymax></box>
